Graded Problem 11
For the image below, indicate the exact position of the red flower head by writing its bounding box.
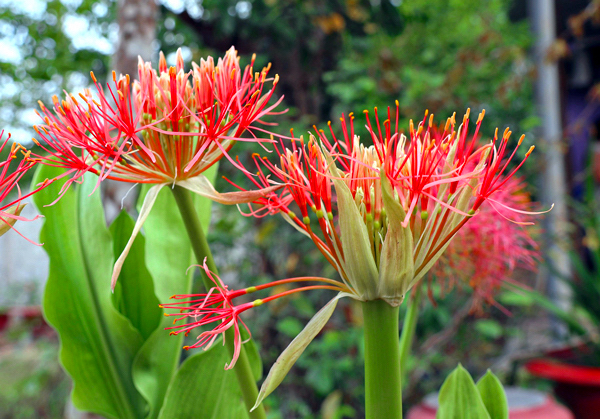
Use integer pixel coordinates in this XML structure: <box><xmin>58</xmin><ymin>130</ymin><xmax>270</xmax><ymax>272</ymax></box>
<box><xmin>32</xmin><ymin>47</ymin><xmax>282</xmax><ymax>190</ymax></box>
<box><xmin>232</xmin><ymin>104</ymin><xmax>540</xmax><ymax>306</ymax></box>
<box><xmin>30</xmin><ymin>47</ymin><xmax>284</xmax><ymax>288</ymax></box>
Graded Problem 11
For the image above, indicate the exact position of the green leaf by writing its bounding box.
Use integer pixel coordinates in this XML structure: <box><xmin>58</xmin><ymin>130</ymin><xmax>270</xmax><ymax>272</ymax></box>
<box><xmin>110</xmin><ymin>211</ymin><xmax>161</xmax><ymax>340</ymax></box>
<box><xmin>476</xmin><ymin>370</ymin><xmax>509</xmax><ymax>419</ymax></box>
<box><xmin>157</xmin><ymin>343</ymin><xmax>248</xmax><ymax>419</ymax></box>
<box><xmin>436</xmin><ymin>364</ymin><xmax>491</xmax><ymax>419</ymax></box>
<box><xmin>33</xmin><ymin>166</ymin><xmax>146</xmax><ymax>419</ymax></box>
<box><xmin>253</xmin><ymin>294</ymin><xmax>343</xmax><ymax>411</ymax></box>
<box><xmin>474</xmin><ymin>320</ymin><xmax>503</xmax><ymax>340</ymax></box>
<box><xmin>240</xmin><ymin>327</ymin><xmax>263</xmax><ymax>381</ymax></box>
<box><xmin>131</xmin><ymin>165</ymin><xmax>218</xmax><ymax>419</ymax></box>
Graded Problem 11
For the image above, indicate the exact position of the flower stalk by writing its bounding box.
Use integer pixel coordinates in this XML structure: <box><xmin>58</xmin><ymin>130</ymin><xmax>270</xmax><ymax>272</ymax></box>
<box><xmin>362</xmin><ymin>299</ymin><xmax>402</xmax><ymax>419</ymax></box>
<box><xmin>170</xmin><ymin>185</ymin><xmax>267</xmax><ymax>419</ymax></box>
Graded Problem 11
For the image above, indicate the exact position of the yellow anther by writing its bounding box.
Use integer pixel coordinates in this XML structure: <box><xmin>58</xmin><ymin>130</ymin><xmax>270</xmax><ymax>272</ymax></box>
<box><xmin>112</xmin><ymin>70</ymin><xmax>116</xmax><ymax>82</ymax></box>
<box><xmin>518</xmin><ymin>134</ymin><xmax>525</xmax><ymax>146</ymax></box>
<box><xmin>477</xmin><ymin>109</ymin><xmax>485</xmax><ymax>123</ymax></box>
<box><xmin>526</xmin><ymin>145</ymin><xmax>535</xmax><ymax>156</ymax></box>
<box><xmin>429</xmin><ymin>113</ymin><xmax>434</xmax><ymax>128</ymax></box>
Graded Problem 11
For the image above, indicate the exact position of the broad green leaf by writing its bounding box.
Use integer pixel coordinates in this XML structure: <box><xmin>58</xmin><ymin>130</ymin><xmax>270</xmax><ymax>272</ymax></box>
<box><xmin>253</xmin><ymin>294</ymin><xmax>343</xmax><ymax>411</ymax></box>
<box><xmin>437</xmin><ymin>364</ymin><xmax>491</xmax><ymax>419</ymax></box>
<box><xmin>131</xmin><ymin>165</ymin><xmax>218</xmax><ymax>418</ymax></box>
<box><xmin>33</xmin><ymin>166</ymin><xmax>146</xmax><ymax>419</ymax></box>
<box><xmin>110</xmin><ymin>211</ymin><xmax>161</xmax><ymax>340</ymax></box>
<box><xmin>111</xmin><ymin>184</ymin><xmax>164</xmax><ymax>290</ymax></box>
<box><xmin>157</xmin><ymin>343</ymin><xmax>248</xmax><ymax>419</ymax></box>
<box><xmin>476</xmin><ymin>370</ymin><xmax>508</xmax><ymax>419</ymax></box>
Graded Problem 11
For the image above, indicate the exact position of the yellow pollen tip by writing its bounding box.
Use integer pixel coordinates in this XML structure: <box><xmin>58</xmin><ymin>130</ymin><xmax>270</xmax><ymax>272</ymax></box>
<box><xmin>424</xmin><ymin>109</ymin><xmax>429</xmax><ymax>118</ymax></box>
<box><xmin>112</xmin><ymin>71</ymin><xmax>116</xmax><ymax>82</ymax></box>
<box><xmin>274</xmin><ymin>74</ymin><xmax>279</xmax><ymax>84</ymax></box>
<box><xmin>429</xmin><ymin>113</ymin><xmax>434</xmax><ymax>128</ymax></box>
<box><xmin>395</xmin><ymin>99</ymin><xmax>399</xmax><ymax>107</ymax></box>
<box><xmin>183</xmin><ymin>346</ymin><xmax>190</xmax><ymax>350</ymax></box>
<box><xmin>526</xmin><ymin>145</ymin><xmax>535</xmax><ymax>156</ymax></box>
<box><xmin>518</xmin><ymin>134</ymin><xmax>525</xmax><ymax>145</ymax></box>
<box><xmin>477</xmin><ymin>109</ymin><xmax>486</xmax><ymax>123</ymax></box>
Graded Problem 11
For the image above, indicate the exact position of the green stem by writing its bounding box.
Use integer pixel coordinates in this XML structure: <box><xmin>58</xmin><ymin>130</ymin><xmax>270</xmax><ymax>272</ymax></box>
<box><xmin>399</xmin><ymin>285</ymin><xmax>422</xmax><ymax>387</ymax></box>
<box><xmin>362</xmin><ymin>299</ymin><xmax>402</xmax><ymax>419</ymax></box>
<box><xmin>171</xmin><ymin>185</ymin><xmax>267</xmax><ymax>419</ymax></box>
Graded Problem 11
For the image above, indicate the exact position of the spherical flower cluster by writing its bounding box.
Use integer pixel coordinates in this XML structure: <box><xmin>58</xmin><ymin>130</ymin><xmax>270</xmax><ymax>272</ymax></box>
<box><xmin>234</xmin><ymin>105</ymin><xmax>536</xmax><ymax>306</ymax></box>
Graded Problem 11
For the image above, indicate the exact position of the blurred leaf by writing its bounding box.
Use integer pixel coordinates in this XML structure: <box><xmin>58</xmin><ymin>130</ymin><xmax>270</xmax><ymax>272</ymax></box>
<box><xmin>277</xmin><ymin>317</ymin><xmax>304</xmax><ymax>338</ymax></box>
<box><xmin>476</xmin><ymin>370</ymin><xmax>508</xmax><ymax>419</ymax></box>
<box><xmin>33</xmin><ymin>166</ymin><xmax>146</xmax><ymax>419</ymax></box>
<box><xmin>474</xmin><ymin>320</ymin><xmax>503</xmax><ymax>340</ymax></box>
<box><xmin>436</xmin><ymin>364</ymin><xmax>490</xmax><ymax>419</ymax></box>
<box><xmin>157</xmin><ymin>343</ymin><xmax>248</xmax><ymax>419</ymax></box>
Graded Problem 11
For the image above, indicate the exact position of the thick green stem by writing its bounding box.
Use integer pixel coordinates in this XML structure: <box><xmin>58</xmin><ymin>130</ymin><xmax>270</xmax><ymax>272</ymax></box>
<box><xmin>399</xmin><ymin>285</ymin><xmax>422</xmax><ymax>386</ymax></box>
<box><xmin>171</xmin><ymin>185</ymin><xmax>267</xmax><ymax>419</ymax></box>
<box><xmin>362</xmin><ymin>299</ymin><xmax>402</xmax><ymax>419</ymax></box>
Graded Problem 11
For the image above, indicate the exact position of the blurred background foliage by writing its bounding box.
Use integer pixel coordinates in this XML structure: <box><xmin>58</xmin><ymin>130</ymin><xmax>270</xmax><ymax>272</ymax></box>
<box><xmin>0</xmin><ymin>0</ymin><xmax>545</xmax><ymax>417</ymax></box>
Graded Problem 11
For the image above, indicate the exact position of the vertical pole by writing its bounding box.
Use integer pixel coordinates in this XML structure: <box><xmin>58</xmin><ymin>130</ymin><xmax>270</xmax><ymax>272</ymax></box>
<box><xmin>529</xmin><ymin>0</ymin><xmax>572</xmax><ymax>329</ymax></box>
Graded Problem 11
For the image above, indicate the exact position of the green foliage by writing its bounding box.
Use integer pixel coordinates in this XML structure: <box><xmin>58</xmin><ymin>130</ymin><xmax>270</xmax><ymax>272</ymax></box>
<box><xmin>110</xmin><ymin>211</ymin><xmax>161</xmax><ymax>341</ymax></box>
<box><xmin>31</xmin><ymin>164</ymin><xmax>256</xmax><ymax>418</ymax></box>
<box><xmin>437</xmin><ymin>365</ymin><xmax>508</xmax><ymax>419</ymax></box>
<box><xmin>130</xmin><ymin>166</ymin><xmax>217</xmax><ymax>419</ymax></box>
<box><xmin>157</xmin><ymin>343</ymin><xmax>248</xmax><ymax>419</ymax></box>
<box><xmin>476</xmin><ymin>370</ymin><xmax>509</xmax><ymax>419</ymax></box>
<box><xmin>33</xmin><ymin>165</ymin><xmax>147</xmax><ymax>419</ymax></box>
<box><xmin>326</xmin><ymin>0</ymin><xmax>535</xmax><ymax>139</ymax></box>
<box><xmin>0</xmin><ymin>336</ymin><xmax>69</xmax><ymax>419</ymax></box>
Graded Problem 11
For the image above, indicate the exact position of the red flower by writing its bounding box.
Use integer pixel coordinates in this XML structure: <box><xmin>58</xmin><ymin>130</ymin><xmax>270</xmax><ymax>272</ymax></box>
<box><xmin>230</xmin><ymin>103</ymin><xmax>539</xmax><ymax>306</ymax></box>
<box><xmin>31</xmin><ymin>47</ymin><xmax>282</xmax><ymax>189</ymax></box>
<box><xmin>161</xmin><ymin>260</ymin><xmax>346</xmax><ymax>369</ymax></box>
